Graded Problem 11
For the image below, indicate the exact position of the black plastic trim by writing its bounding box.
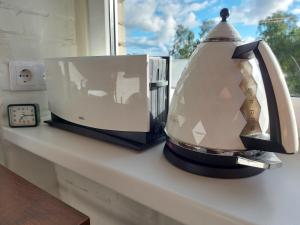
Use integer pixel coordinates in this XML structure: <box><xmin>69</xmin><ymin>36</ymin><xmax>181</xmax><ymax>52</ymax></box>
<box><xmin>45</xmin><ymin>113</ymin><xmax>165</xmax><ymax>151</ymax></box>
<box><xmin>233</xmin><ymin>40</ymin><xmax>286</xmax><ymax>154</ymax></box>
<box><xmin>163</xmin><ymin>142</ymin><xmax>265</xmax><ymax>179</ymax></box>
<box><xmin>163</xmin><ymin>56</ymin><xmax>171</xmax><ymax>121</ymax></box>
<box><xmin>150</xmin><ymin>80</ymin><xmax>169</xmax><ymax>89</ymax></box>
<box><xmin>240</xmin><ymin>135</ymin><xmax>291</xmax><ymax>154</ymax></box>
<box><xmin>166</xmin><ymin>140</ymin><xmax>238</xmax><ymax>167</ymax></box>
<box><xmin>220</xmin><ymin>8</ymin><xmax>230</xmax><ymax>22</ymax></box>
<box><xmin>204</xmin><ymin>37</ymin><xmax>241</xmax><ymax>42</ymax></box>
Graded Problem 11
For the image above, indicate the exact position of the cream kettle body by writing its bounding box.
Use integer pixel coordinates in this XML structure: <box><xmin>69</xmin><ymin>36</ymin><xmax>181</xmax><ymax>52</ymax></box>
<box><xmin>166</xmin><ymin>41</ymin><xmax>270</xmax><ymax>151</ymax></box>
<box><xmin>164</xmin><ymin>8</ymin><xmax>299</xmax><ymax>178</ymax></box>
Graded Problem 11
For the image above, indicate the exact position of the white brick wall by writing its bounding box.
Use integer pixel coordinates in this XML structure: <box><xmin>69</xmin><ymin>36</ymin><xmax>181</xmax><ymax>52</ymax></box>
<box><xmin>0</xmin><ymin>8</ymin><xmax>23</xmax><ymax>34</ymax></box>
<box><xmin>0</xmin><ymin>0</ymin><xmax>77</xmax><ymax>60</ymax></box>
<box><xmin>0</xmin><ymin>0</ymin><xmax>77</xmax><ymax>116</ymax></box>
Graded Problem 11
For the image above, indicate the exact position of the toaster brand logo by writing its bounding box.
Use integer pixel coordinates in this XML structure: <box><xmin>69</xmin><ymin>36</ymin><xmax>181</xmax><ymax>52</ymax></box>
<box><xmin>78</xmin><ymin>116</ymin><xmax>85</xmax><ymax>120</ymax></box>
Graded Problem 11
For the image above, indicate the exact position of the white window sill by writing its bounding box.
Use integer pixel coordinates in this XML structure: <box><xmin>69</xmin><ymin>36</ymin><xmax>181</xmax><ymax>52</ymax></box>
<box><xmin>2</xmin><ymin>123</ymin><xmax>300</xmax><ymax>225</ymax></box>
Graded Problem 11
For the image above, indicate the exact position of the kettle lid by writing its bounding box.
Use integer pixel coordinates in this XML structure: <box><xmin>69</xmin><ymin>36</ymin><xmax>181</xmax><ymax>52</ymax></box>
<box><xmin>204</xmin><ymin>8</ymin><xmax>241</xmax><ymax>42</ymax></box>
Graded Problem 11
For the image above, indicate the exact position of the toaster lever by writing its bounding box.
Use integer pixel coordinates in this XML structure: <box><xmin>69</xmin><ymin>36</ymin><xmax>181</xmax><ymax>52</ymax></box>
<box><xmin>150</xmin><ymin>80</ymin><xmax>168</xmax><ymax>89</ymax></box>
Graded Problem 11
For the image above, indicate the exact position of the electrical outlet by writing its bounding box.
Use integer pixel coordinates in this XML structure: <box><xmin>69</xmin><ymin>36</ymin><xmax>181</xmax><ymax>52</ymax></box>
<box><xmin>9</xmin><ymin>61</ymin><xmax>46</xmax><ymax>91</ymax></box>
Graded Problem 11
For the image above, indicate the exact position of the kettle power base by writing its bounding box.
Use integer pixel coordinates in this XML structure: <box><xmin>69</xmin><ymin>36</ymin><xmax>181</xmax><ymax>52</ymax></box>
<box><xmin>163</xmin><ymin>144</ymin><xmax>265</xmax><ymax>179</ymax></box>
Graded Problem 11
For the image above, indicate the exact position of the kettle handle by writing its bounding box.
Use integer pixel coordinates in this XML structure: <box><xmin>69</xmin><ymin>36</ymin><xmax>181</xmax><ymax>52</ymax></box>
<box><xmin>232</xmin><ymin>40</ymin><xmax>298</xmax><ymax>154</ymax></box>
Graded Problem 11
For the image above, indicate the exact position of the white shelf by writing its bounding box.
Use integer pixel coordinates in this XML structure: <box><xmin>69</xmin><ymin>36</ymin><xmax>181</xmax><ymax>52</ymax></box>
<box><xmin>2</xmin><ymin>124</ymin><xmax>300</xmax><ymax>225</ymax></box>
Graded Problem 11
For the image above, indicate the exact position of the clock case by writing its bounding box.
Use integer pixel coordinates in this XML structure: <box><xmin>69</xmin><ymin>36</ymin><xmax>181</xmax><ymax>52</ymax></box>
<box><xmin>44</xmin><ymin>55</ymin><xmax>170</xmax><ymax>150</ymax></box>
<box><xmin>7</xmin><ymin>104</ymin><xmax>40</xmax><ymax>128</ymax></box>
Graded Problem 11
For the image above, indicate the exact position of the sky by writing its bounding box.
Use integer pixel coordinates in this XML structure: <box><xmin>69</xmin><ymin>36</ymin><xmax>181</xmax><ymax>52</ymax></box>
<box><xmin>124</xmin><ymin>0</ymin><xmax>300</xmax><ymax>55</ymax></box>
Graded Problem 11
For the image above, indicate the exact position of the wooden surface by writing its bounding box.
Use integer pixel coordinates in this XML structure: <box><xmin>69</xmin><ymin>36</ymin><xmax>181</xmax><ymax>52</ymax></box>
<box><xmin>0</xmin><ymin>164</ymin><xmax>90</xmax><ymax>225</ymax></box>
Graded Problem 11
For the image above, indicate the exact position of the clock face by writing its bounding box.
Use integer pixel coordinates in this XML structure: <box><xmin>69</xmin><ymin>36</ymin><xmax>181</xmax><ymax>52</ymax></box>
<box><xmin>8</xmin><ymin>105</ymin><xmax>38</xmax><ymax>127</ymax></box>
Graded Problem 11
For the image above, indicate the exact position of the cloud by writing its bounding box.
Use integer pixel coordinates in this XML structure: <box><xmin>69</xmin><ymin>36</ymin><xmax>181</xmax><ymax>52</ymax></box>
<box><xmin>243</xmin><ymin>36</ymin><xmax>256</xmax><ymax>43</ymax></box>
<box><xmin>180</xmin><ymin>2</ymin><xmax>209</xmax><ymax>14</ymax></box>
<box><xmin>125</xmin><ymin>36</ymin><xmax>163</xmax><ymax>55</ymax></box>
<box><xmin>183</xmin><ymin>12</ymin><xmax>198</xmax><ymax>28</ymax></box>
<box><xmin>126</xmin><ymin>36</ymin><xmax>158</xmax><ymax>47</ymax></box>
<box><xmin>125</xmin><ymin>0</ymin><xmax>212</xmax><ymax>54</ymax></box>
<box><xmin>292</xmin><ymin>8</ymin><xmax>300</xmax><ymax>14</ymax></box>
<box><xmin>230</xmin><ymin>0</ymin><xmax>294</xmax><ymax>25</ymax></box>
<box><xmin>125</xmin><ymin>0</ymin><xmax>296</xmax><ymax>54</ymax></box>
<box><xmin>125</xmin><ymin>0</ymin><xmax>164</xmax><ymax>32</ymax></box>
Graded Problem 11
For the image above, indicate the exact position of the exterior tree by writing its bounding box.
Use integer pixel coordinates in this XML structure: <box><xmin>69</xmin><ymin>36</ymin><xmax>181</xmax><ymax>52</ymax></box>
<box><xmin>169</xmin><ymin>20</ymin><xmax>216</xmax><ymax>59</ymax></box>
<box><xmin>169</xmin><ymin>25</ymin><xmax>197</xmax><ymax>59</ymax></box>
<box><xmin>258</xmin><ymin>12</ymin><xmax>300</xmax><ymax>95</ymax></box>
<box><xmin>199</xmin><ymin>20</ymin><xmax>216</xmax><ymax>41</ymax></box>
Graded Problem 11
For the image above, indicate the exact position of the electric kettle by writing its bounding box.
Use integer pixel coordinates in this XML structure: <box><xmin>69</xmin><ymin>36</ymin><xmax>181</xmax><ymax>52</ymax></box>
<box><xmin>164</xmin><ymin>8</ymin><xmax>299</xmax><ymax>178</ymax></box>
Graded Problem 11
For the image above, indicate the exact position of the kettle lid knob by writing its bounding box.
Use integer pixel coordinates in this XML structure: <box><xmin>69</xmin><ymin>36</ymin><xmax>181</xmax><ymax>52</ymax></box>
<box><xmin>220</xmin><ymin>8</ymin><xmax>230</xmax><ymax>22</ymax></box>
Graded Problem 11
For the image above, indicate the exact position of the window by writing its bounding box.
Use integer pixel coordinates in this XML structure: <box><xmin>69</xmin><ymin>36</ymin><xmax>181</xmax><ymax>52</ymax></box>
<box><xmin>121</xmin><ymin>0</ymin><xmax>300</xmax><ymax>95</ymax></box>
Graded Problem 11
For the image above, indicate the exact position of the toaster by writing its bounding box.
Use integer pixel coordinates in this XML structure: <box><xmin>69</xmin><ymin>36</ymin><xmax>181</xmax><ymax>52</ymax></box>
<box><xmin>44</xmin><ymin>55</ymin><xmax>170</xmax><ymax>150</ymax></box>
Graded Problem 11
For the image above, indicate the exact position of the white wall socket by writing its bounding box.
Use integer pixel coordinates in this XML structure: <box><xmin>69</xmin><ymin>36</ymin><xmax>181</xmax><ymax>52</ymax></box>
<box><xmin>9</xmin><ymin>61</ymin><xmax>46</xmax><ymax>91</ymax></box>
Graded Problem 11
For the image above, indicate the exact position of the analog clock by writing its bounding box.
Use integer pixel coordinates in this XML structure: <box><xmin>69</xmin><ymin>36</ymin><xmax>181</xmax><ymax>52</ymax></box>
<box><xmin>7</xmin><ymin>104</ymin><xmax>40</xmax><ymax>127</ymax></box>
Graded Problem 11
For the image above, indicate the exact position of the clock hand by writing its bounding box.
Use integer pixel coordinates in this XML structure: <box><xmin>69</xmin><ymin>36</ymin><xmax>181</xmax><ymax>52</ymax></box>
<box><xmin>19</xmin><ymin>114</ymin><xmax>34</xmax><ymax>121</ymax></box>
<box><xmin>22</xmin><ymin>114</ymin><xmax>34</xmax><ymax>117</ymax></box>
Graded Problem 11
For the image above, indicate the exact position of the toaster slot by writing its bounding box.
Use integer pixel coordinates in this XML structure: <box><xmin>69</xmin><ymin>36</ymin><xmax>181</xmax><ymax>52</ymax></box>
<box><xmin>149</xmin><ymin>57</ymin><xmax>169</xmax><ymax>140</ymax></box>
